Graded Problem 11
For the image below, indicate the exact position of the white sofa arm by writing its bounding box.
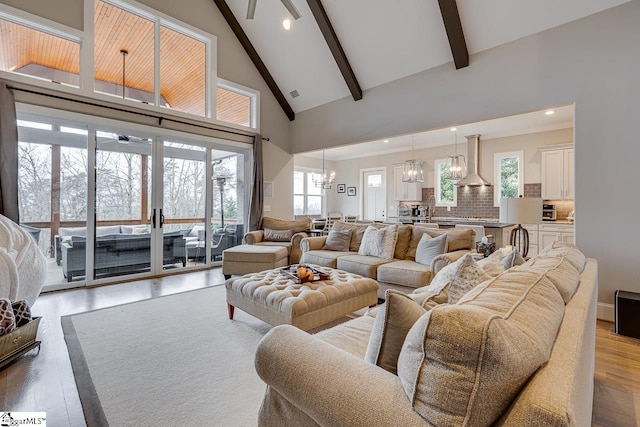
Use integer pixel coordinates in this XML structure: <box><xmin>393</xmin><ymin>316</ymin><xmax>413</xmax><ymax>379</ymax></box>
<box><xmin>255</xmin><ymin>325</ymin><xmax>425</xmax><ymax>427</ymax></box>
<box><xmin>244</xmin><ymin>230</ymin><xmax>264</xmax><ymax>245</ymax></box>
<box><xmin>300</xmin><ymin>236</ymin><xmax>328</xmax><ymax>253</ymax></box>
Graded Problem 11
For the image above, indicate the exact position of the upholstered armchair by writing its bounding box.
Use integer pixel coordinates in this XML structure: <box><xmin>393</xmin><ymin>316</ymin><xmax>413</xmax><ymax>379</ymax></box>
<box><xmin>243</xmin><ymin>217</ymin><xmax>312</xmax><ymax>264</ymax></box>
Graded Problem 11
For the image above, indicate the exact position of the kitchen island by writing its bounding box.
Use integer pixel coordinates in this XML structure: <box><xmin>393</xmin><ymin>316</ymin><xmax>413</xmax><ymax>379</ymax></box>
<box><xmin>387</xmin><ymin>216</ymin><xmax>515</xmax><ymax>248</ymax></box>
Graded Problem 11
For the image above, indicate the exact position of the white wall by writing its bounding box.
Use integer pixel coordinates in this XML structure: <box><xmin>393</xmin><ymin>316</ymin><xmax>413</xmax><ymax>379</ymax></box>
<box><xmin>291</xmin><ymin>1</ymin><xmax>640</xmax><ymax>315</ymax></box>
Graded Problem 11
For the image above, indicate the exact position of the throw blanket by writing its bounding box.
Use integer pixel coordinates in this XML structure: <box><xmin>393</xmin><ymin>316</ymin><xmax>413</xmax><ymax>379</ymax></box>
<box><xmin>0</xmin><ymin>214</ymin><xmax>46</xmax><ymax>306</ymax></box>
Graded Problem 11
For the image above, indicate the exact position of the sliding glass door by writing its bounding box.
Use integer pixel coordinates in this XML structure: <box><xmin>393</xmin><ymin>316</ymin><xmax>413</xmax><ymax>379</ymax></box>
<box><xmin>17</xmin><ymin>107</ymin><xmax>251</xmax><ymax>291</ymax></box>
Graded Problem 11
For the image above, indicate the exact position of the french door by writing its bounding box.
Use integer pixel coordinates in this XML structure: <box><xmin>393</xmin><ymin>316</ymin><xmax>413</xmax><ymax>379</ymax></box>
<box><xmin>361</xmin><ymin>168</ymin><xmax>387</xmax><ymax>221</ymax></box>
<box><xmin>17</xmin><ymin>106</ymin><xmax>251</xmax><ymax>291</ymax></box>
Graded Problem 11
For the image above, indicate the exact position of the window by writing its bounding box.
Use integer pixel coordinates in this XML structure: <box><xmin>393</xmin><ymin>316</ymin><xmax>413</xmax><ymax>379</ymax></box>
<box><xmin>217</xmin><ymin>79</ymin><xmax>258</xmax><ymax>129</ymax></box>
<box><xmin>434</xmin><ymin>159</ymin><xmax>457</xmax><ymax>207</ymax></box>
<box><xmin>94</xmin><ymin>0</ymin><xmax>208</xmax><ymax>117</ymax></box>
<box><xmin>293</xmin><ymin>169</ymin><xmax>323</xmax><ymax>216</ymax></box>
<box><xmin>494</xmin><ymin>151</ymin><xmax>524</xmax><ymax>206</ymax></box>
<box><xmin>1</xmin><ymin>3</ymin><xmax>260</xmax><ymax>129</ymax></box>
<box><xmin>0</xmin><ymin>15</ymin><xmax>80</xmax><ymax>87</ymax></box>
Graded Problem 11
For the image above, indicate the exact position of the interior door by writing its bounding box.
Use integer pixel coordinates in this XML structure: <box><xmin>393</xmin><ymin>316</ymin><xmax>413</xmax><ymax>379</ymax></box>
<box><xmin>362</xmin><ymin>169</ymin><xmax>386</xmax><ymax>221</ymax></box>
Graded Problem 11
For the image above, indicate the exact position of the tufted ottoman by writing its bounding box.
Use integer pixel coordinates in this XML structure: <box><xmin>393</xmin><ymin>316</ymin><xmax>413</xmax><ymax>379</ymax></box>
<box><xmin>222</xmin><ymin>245</ymin><xmax>289</xmax><ymax>279</ymax></box>
<box><xmin>225</xmin><ymin>266</ymin><xmax>379</xmax><ymax>331</ymax></box>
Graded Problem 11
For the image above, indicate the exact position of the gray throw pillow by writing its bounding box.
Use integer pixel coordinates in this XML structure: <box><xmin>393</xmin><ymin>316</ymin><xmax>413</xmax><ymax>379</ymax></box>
<box><xmin>323</xmin><ymin>229</ymin><xmax>352</xmax><ymax>251</ymax></box>
<box><xmin>365</xmin><ymin>290</ymin><xmax>427</xmax><ymax>374</ymax></box>
<box><xmin>415</xmin><ymin>233</ymin><xmax>447</xmax><ymax>266</ymax></box>
<box><xmin>502</xmin><ymin>249</ymin><xmax>525</xmax><ymax>269</ymax></box>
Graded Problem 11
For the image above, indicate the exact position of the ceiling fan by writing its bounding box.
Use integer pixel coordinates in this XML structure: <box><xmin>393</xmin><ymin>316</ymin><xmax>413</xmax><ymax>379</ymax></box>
<box><xmin>246</xmin><ymin>0</ymin><xmax>301</xmax><ymax>20</ymax></box>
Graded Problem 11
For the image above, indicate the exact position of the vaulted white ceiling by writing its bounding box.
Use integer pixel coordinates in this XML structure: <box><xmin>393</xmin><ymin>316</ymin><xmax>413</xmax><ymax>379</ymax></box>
<box><xmin>225</xmin><ymin>0</ymin><xmax>630</xmax><ymax>113</ymax></box>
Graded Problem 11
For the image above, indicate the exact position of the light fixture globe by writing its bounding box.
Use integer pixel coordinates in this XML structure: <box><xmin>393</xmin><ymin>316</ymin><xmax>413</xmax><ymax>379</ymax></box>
<box><xmin>445</xmin><ymin>128</ymin><xmax>466</xmax><ymax>181</ymax></box>
<box><xmin>314</xmin><ymin>150</ymin><xmax>336</xmax><ymax>189</ymax></box>
<box><xmin>402</xmin><ymin>141</ymin><xmax>424</xmax><ymax>183</ymax></box>
<box><xmin>402</xmin><ymin>159</ymin><xmax>424</xmax><ymax>183</ymax></box>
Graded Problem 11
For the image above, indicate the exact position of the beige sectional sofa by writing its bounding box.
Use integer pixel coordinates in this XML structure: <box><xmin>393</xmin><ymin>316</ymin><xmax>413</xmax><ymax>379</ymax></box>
<box><xmin>255</xmin><ymin>242</ymin><xmax>597</xmax><ymax>426</ymax></box>
<box><xmin>300</xmin><ymin>221</ymin><xmax>475</xmax><ymax>298</ymax></box>
<box><xmin>243</xmin><ymin>217</ymin><xmax>312</xmax><ymax>264</ymax></box>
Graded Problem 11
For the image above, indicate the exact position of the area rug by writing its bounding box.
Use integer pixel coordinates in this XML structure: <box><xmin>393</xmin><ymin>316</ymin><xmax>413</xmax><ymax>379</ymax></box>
<box><xmin>61</xmin><ymin>285</ymin><xmax>273</xmax><ymax>426</ymax></box>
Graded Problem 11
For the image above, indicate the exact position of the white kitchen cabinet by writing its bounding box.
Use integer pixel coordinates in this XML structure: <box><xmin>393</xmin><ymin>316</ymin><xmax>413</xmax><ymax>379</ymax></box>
<box><xmin>539</xmin><ymin>223</ymin><xmax>575</xmax><ymax>249</ymax></box>
<box><xmin>541</xmin><ymin>147</ymin><xmax>574</xmax><ymax>200</ymax></box>
<box><xmin>501</xmin><ymin>224</ymin><xmax>538</xmax><ymax>256</ymax></box>
<box><xmin>393</xmin><ymin>165</ymin><xmax>422</xmax><ymax>201</ymax></box>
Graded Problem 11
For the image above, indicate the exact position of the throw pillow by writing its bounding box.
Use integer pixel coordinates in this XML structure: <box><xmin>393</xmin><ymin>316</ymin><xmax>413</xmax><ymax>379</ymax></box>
<box><xmin>263</xmin><ymin>228</ymin><xmax>294</xmax><ymax>242</ymax></box>
<box><xmin>513</xmin><ymin>255</ymin><xmax>581</xmax><ymax>303</ymax></box>
<box><xmin>427</xmin><ymin>253</ymin><xmax>491</xmax><ymax>304</ymax></box>
<box><xmin>322</xmin><ymin>229</ymin><xmax>352</xmax><ymax>251</ymax></box>
<box><xmin>539</xmin><ymin>242</ymin><xmax>586</xmax><ymax>273</ymax></box>
<box><xmin>397</xmin><ymin>271</ymin><xmax>565</xmax><ymax>426</ymax></box>
<box><xmin>477</xmin><ymin>249</ymin><xmax>506</xmax><ymax>277</ymax></box>
<box><xmin>364</xmin><ymin>290</ymin><xmax>427</xmax><ymax>374</ymax></box>
<box><xmin>378</xmin><ymin>224</ymin><xmax>399</xmax><ymax>260</ymax></box>
<box><xmin>358</xmin><ymin>226</ymin><xmax>384</xmax><ymax>257</ymax></box>
<box><xmin>11</xmin><ymin>300</ymin><xmax>32</xmax><ymax>327</ymax></box>
<box><xmin>0</xmin><ymin>298</ymin><xmax>16</xmax><ymax>336</ymax></box>
<box><xmin>415</xmin><ymin>233</ymin><xmax>447</xmax><ymax>267</ymax></box>
<box><xmin>502</xmin><ymin>248</ymin><xmax>525</xmax><ymax>269</ymax></box>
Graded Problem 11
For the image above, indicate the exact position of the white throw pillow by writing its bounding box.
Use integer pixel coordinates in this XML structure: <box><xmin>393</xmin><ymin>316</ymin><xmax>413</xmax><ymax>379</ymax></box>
<box><xmin>415</xmin><ymin>233</ymin><xmax>447</xmax><ymax>266</ymax></box>
<box><xmin>477</xmin><ymin>249</ymin><xmax>506</xmax><ymax>277</ymax></box>
<box><xmin>422</xmin><ymin>254</ymin><xmax>491</xmax><ymax>304</ymax></box>
<box><xmin>358</xmin><ymin>224</ymin><xmax>398</xmax><ymax>260</ymax></box>
<box><xmin>358</xmin><ymin>226</ymin><xmax>384</xmax><ymax>257</ymax></box>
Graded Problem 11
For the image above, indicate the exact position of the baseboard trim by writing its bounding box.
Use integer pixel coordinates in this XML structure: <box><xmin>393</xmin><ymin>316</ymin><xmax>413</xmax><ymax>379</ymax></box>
<box><xmin>597</xmin><ymin>302</ymin><xmax>614</xmax><ymax>322</ymax></box>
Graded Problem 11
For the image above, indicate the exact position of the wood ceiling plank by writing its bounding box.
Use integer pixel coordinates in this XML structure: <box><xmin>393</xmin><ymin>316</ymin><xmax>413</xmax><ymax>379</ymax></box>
<box><xmin>212</xmin><ymin>0</ymin><xmax>295</xmax><ymax>121</ymax></box>
<box><xmin>306</xmin><ymin>0</ymin><xmax>362</xmax><ymax>101</ymax></box>
<box><xmin>437</xmin><ymin>0</ymin><xmax>469</xmax><ymax>70</ymax></box>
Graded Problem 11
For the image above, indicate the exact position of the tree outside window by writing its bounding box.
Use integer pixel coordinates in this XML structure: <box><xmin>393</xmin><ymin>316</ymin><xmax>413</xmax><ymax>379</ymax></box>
<box><xmin>293</xmin><ymin>169</ymin><xmax>323</xmax><ymax>216</ymax></box>
<box><xmin>494</xmin><ymin>151</ymin><xmax>524</xmax><ymax>206</ymax></box>
<box><xmin>434</xmin><ymin>159</ymin><xmax>457</xmax><ymax>206</ymax></box>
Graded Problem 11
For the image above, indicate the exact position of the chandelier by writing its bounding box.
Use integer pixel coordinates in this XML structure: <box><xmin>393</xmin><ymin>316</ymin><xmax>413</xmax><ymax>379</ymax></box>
<box><xmin>402</xmin><ymin>142</ymin><xmax>424</xmax><ymax>183</ymax></box>
<box><xmin>314</xmin><ymin>150</ymin><xmax>335</xmax><ymax>189</ymax></box>
<box><xmin>445</xmin><ymin>127</ymin><xmax>466</xmax><ymax>181</ymax></box>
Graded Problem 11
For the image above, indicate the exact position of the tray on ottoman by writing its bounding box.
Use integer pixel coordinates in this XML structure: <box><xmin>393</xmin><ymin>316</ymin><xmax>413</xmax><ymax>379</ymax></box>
<box><xmin>0</xmin><ymin>317</ymin><xmax>41</xmax><ymax>370</ymax></box>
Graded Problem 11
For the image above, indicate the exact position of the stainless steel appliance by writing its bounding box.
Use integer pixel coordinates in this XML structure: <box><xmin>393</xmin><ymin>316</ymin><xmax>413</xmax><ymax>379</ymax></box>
<box><xmin>542</xmin><ymin>204</ymin><xmax>556</xmax><ymax>221</ymax></box>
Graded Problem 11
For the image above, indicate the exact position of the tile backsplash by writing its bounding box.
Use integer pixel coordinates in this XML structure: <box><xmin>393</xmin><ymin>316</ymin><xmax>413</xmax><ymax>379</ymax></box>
<box><xmin>420</xmin><ymin>183</ymin><xmax>543</xmax><ymax>219</ymax></box>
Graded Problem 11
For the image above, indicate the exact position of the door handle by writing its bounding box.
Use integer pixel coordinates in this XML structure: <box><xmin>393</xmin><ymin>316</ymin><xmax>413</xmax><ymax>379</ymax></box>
<box><xmin>152</xmin><ymin>209</ymin><xmax>157</xmax><ymax>229</ymax></box>
<box><xmin>159</xmin><ymin>208</ymin><xmax>164</xmax><ymax>228</ymax></box>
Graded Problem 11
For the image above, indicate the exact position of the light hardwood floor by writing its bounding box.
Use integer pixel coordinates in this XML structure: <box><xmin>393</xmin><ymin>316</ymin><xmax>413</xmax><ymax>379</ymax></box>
<box><xmin>1</xmin><ymin>268</ymin><xmax>638</xmax><ymax>426</ymax></box>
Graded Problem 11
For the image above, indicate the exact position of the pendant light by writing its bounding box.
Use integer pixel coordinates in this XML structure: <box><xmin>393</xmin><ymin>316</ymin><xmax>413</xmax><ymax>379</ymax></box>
<box><xmin>445</xmin><ymin>127</ymin><xmax>466</xmax><ymax>181</ymax></box>
<box><xmin>314</xmin><ymin>150</ymin><xmax>335</xmax><ymax>189</ymax></box>
<box><xmin>402</xmin><ymin>137</ymin><xmax>424</xmax><ymax>183</ymax></box>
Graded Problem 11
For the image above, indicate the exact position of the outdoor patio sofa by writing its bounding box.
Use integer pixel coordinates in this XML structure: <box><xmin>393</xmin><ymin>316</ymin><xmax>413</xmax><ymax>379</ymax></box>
<box><xmin>61</xmin><ymin>230</ymin><xmax>186</xmax><ymax>282</ymax></box>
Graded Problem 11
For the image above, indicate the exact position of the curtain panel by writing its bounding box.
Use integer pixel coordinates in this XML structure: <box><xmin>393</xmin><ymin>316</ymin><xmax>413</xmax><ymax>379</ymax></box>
<box><xmin>0</xmin><ymin>81</ymin><xmax>19</xmax><ymax>223</ymax></box>
<box><xmin>248</xmin><ymin>134</ymin><xmax>263</xmax><ymax>231</ymax></box>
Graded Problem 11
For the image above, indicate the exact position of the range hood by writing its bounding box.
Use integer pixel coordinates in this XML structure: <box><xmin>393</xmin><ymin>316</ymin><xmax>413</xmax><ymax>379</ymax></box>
<box><xmin>455</xmin><ymin>134</ymin><xmax>492</xmax><ymax>187</ymax></box>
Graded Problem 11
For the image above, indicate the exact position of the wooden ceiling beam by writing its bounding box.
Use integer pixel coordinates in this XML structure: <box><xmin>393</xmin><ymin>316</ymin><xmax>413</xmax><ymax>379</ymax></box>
<box><xmin>306</xmin><ymin>0</ymin><xmax>362</xmax><ymax>101</ymax></box>
<box><xmin>437</xmin><ymin>0</ymin><xmax>469</xmax><ymax>69</ymax></box>
<box><xmin>212</xmin><ymin>0</ymin><xmax>295</xmax><ymax>121</ymax></box>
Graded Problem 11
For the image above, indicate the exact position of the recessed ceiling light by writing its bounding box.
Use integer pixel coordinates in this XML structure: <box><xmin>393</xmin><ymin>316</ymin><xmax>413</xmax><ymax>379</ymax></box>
<box><xmin>545</xmin><ymin>110</ymin><xmax>555</xmax><ymax>116</ymax></box>
<box><xmin>383</xmin><ymin>139</ymin><xmax>389</xmax><ymax>143</ymax></box>
<box><xmin>450</xmin><ymin>127</ymin><xmax>457</xmax><ymax>132</ymax></box>
<box><xmin>283</xmin><ymin>19</ymin><xmax>291</xmax><ymax>30</ymax></box>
